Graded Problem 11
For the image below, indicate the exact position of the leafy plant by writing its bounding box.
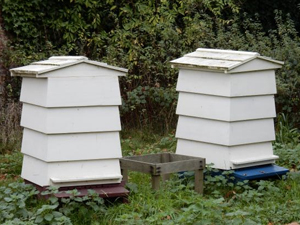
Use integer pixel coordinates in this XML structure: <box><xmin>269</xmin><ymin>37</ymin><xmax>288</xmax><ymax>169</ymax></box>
<box><xmin>4</xmin><ymin>0</ymin><xmax>300</xmax><ymax>132</ymax></box>
<box><xmin>275</xmin><ymin>113</ymin><xmax>300</xmax><ymax>147</ymax></box>
<box><xmin>274</xmin><ymin>143</ymin><xmax>300</xmax><ymax>171</ymax></box>
<box><xmin>0</xmin><ymin>150</ymin><xmax>22</xmax><ymax>183</ymax></box>
<box><xmin>0</xmin><ymin>182</ymin><xmax>108</xmax><ymax>225</ymax></box>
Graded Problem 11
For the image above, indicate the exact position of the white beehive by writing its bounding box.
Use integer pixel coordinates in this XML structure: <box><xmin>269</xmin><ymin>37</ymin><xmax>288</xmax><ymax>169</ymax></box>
<box><xmin>11</xmin><ymin>56</ymin><xmax>128</xmax><ymax>187</ymax></box>
<box><xmin>170</xmin><ymin>48</ymin><xmax>284</xmax><ymax>170</ymax></box>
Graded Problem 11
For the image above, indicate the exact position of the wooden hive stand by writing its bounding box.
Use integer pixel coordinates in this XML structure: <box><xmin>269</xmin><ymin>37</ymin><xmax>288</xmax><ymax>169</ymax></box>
<box><xmin>120</xmin><ymin>153</ymin><xmax>205</xmax><ymax>194</ymax></box>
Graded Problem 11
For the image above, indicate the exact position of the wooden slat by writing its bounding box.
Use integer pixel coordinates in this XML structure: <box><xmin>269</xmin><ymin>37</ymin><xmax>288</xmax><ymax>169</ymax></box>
<box><xmin>186</xmin><ymin>51</ymin><xmax>251</xmax><ymax>61</ymax></box>
<box><xmin>194</xmin><ymin>169</ymin><xmax>204</xmax><ymax>194</ymax></box>
<box><xmin>122</xmin><ymin>154</ymin><xmax>162</xmax><ymax>163</ymax></box>
<box><xmin>171</xmin><ymin>57</ymin><xmax>236</xmax><ymax>70</ymax></box>
<box><xmin>161</xmin><ymin>153</ymin><xmax>171</xmax><ymax>163</ymax></box>
<box><xmin>120</xmin><ymin>153</ymin><xmax>205</xmax><ymax>174</ymax></box>
<box><xmin>51</xmin><ymin>175</ymin><xmax>122</xmax><ymax>183</ymax></box>
<box><xmin>170</xmin><ymin>153</ymin><xmax>205</xmax><ymax>162</ymax></box>
<box><xmin>231</xmin><ymin>155</ymin><xmax>279</xmax><ymax>165</ymax></box>
<box><xmin>151</xmin><ymin>175</ymin><xmax>160</xmax><ymax>190</ymax></box>
<box><xmin>119</xmin><ymin>159</ymin><xmax>154</xmax><ymax>174</ymax></box>
<box><xmin>159</xmin><ymin>161</ymin><xmax>202</xmax><ymax>174</ymax></box>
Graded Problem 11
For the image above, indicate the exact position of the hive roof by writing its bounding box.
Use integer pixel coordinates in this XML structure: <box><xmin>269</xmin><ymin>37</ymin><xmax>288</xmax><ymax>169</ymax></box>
<box><xmin>10</xmin><ymin>56</ymin><xmax>128</xmax><ymax>77</ymax></box>
<box><xmin>170</xmin><ymin>48</ymin><xmax>284</xmax><ymax>73</ymax></box>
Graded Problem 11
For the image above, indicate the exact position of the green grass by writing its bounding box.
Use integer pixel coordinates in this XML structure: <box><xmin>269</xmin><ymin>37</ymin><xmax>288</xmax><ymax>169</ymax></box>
<box><xmin>1</xmin><ymin>130</ymin><xmax>300</xmax><ymax>224</ymax></box>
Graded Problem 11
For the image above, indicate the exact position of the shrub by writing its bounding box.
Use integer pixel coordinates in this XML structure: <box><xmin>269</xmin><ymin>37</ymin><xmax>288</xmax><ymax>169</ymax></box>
<box><xmin>1</xmin><ymin>1</ymin><xmax>300</xmax><ymax>132</ymax></box>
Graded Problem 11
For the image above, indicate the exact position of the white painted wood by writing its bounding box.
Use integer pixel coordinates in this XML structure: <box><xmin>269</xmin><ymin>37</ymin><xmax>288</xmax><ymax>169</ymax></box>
<box><xmin>230</xmin><ymin>95</ymin><xmax>276</xmax><ymax>120</ymax></box>
<box><xmin>22</xmin><ymin>128</ymin><xmax>122</xmax><ymax>161</ymax></box>
<box><xmin>177</xmin><ymin>69</ymin><xmax>231</xmax><ymax>96</ymax></box>
<box><xmin>171</xmin><ymin>57</ymin><xmax>238</xmax><ymax>70</ymax></box>
<box><xmin>21</xmin><ymin>104</ymin><xmax>121</xmax><ymax>134</ymax></box>
<box><xmin>176</xmin><ymin>139</ymin><xmax>277</xmax><ymax>169</ymax></box>
<box><xmin>32</xmin><ymin>56</ymin><xmax>88</xmax><ymax>66</ymax></box>
<box><xmin>20</xmin><ymin>77</ymin><xmax>48</xmax><ymax>106</ymax></box>
<box><xmin>11</xmin><ymin>63</ymin><xmax>127</xmax><ymax>78</ymax></box>
<box><xmin>14</xmin><ymin>56</ymin><xmax>127</xmax><ymax>187</ymax></box>
<box><xmin>185</xmin><ymin>49</ymin><xmax>258</xmax><ymax>61</ymax></box>
<box><xmin>177</xmin><ymin>92</ymin><xmax>230</xmax><ymax>121</ymax></box>
<box><xmin>21</xmin><ymin>155</ymin><xmax>122</xmax><ymax>187</ymax></box>
<box><xmin>177</xmin><ymin>93</ymin><xmax>276</xmax><ymax>121</ymax></box>
<box><xmin>176</xmin><ymin>116</ymin><xmax>275</xmax><ymax>146</ymax></box>
<box><xmin>229</xmin><ymin>58</ymin><xmax>283</xmax><ymax>73</ymax></box>
<box><xmin>20</xmin><ymin>76</ymin><xmax>122</xmax><ymax>107</ymax></box>
<box><xmin>176</xmin><ymin>69</ymin><xmax>277</xmax><ymax>97</ymax></box>
<box><xmin>170</xmin><ymin>48</ymin><xmax>283</xmax><ymax>73</ymax></box>
<box><xmin>51</xmin><ymin>175</ymin><xmax>123</xmax><ymax>184</ymax></box>
<box><xmin>38</xmin><ymin>63</ymin><xmax>126</xmax><ymax>78</ymax></box>
<box><xmin>231</xmin><ymin>156</ymin><xmax>279</xmax><ymax>167</ymax></box>
<box><xmin>194</xmin><ymin>48</ymin><xmax>259</xmax><ymax>55</ymax></box>
<box><xmin>176</xmin><ymin>139</ymin><xmax>230</xmax><ymax>169</ymax></box>
<box><xmin>10</xmin><ymin>56</ymin><xmax>128</xmax><ymax>77</ymax></box>
<box><xmin>172</xmin><ymin>48</ymin><xmax>282</xmax><ymax>170</ymax></box>
<box><xmin>11</xmin><ymin>65</ymin><xmax>57</xmax><ymax>76</ymax></box>
<box><xmin>230</xmin><ymin>71</ymin><xmax>277</xmax><ymax>96</ymax></box>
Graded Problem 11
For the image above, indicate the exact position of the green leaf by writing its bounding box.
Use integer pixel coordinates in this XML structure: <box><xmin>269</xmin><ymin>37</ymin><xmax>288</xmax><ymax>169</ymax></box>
<box><xmin>48</xmin><ymin>196</ymin><xmax>58</xmax><ymax>204</ymax></box>
<box><xmin>35</xmin><ymin>215</ymin><xmax>44</xmax><ymax>223</ymax></box>
<box><xmin>44</xmin><ymin>213</ymin><xmax>54</xmax><ymax>221</ymax></box>
<box><xmin>4</xmin><ymin>197</ymin><xmax>12</xmax><ymax>202</ymax></box>
<box><xmin>52</xmin><ymin>211</ymin><xmax>63</xmax><ymax>218</ymax></box>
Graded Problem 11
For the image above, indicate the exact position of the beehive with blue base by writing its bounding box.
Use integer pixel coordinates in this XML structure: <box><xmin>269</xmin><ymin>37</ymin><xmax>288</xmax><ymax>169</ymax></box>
<box><xmin>171</xmin><ymin>48</ymin><xmax>284</xmax><ymax>170</ymax></box>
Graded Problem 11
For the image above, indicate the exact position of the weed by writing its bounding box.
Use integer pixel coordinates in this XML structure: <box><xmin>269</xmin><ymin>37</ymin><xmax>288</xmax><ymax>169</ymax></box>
<box><xmin>0</xmin><ymin>102</ymin><xmax>22</xmax><ymax>154</ymax></box>
<box><xmin>0</xmin><ymin>150</ymin><xmax>22</xmax><ymax>185</ymax></box>
<box><xmin>274</xmin><ymin>144</ymin><xmax>300</xmax><ymax>171</ymax></box>
<box><xmin>275</xmin><ymin>113</ymin><xmax>300</xmax><ymax>147</ymax></box>
<box><xmin>1</xmin><ymin>130</ymin><xmax>300</xmax><ymax>224</ymax></box>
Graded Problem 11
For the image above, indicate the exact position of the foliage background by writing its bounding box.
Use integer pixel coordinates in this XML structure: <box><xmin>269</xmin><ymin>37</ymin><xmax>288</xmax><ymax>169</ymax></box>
<box><xmin>1</xmin><ymin>0</ymin><xmax>300</xmax><ymax>134</ymax></box>
<box><xmin>1</xmin><ymin>2</ymin><xmax>300</xmax><ymax>224</ymax></box>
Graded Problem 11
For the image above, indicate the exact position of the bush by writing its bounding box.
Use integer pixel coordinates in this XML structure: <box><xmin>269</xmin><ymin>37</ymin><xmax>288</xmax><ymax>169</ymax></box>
<box><xmin>1</xmin><ymin>1</ymin><xmax>300</xmax><ymax>132</ymax></box>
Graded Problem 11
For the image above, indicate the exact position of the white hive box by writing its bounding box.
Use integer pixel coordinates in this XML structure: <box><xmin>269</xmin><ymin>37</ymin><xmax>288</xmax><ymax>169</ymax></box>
<box><xmin>11</xmin><ymin>56</ymin><xmax>128</xmax><ymax>187</ymax></box>
<box><xmin>170</xmin><ymin>48</ymin><xmax>284</xmax><ymax>170</ymax></box>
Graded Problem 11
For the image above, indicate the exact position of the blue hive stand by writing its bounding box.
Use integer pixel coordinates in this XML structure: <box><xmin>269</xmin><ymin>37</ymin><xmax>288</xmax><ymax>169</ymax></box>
<box><xmin>233</xmin><ymin>164</ymin><xmax>289</xmax><ymax>181</ymax></box>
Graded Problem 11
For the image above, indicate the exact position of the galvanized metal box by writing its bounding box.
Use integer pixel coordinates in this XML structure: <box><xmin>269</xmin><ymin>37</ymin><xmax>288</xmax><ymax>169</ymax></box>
<box><xmin>11</xmin><ymin>56</ymin><xmax>127</xmax><ymax>187</ymax></box>
<box><xmin>170</xmin><ymin>48</ymin><xmax>284</xmax><ymax>170</ymax></box>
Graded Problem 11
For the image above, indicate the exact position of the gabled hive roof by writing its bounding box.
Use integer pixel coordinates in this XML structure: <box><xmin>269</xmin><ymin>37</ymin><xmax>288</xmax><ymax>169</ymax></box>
<box><xmin>10</xmin><ymin>56</ymin><xmax>128</xmax><ymax>77</ymax></box>
<box><xmin>170</xmin><ymin>48</ymin><xmax>284</xmax><ymax>73</ymax></box>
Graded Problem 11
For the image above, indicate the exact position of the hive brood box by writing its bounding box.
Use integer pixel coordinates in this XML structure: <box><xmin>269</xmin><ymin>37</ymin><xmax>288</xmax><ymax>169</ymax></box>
<box><xmin>170</xmin><ymin>48</ymin><xmax>284</xmax><ymax>170</ymax></box>
<box><xmin>11</xmin><ymin>56</ymin><xmax>127</xmax><ymax>187</ymax></box>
